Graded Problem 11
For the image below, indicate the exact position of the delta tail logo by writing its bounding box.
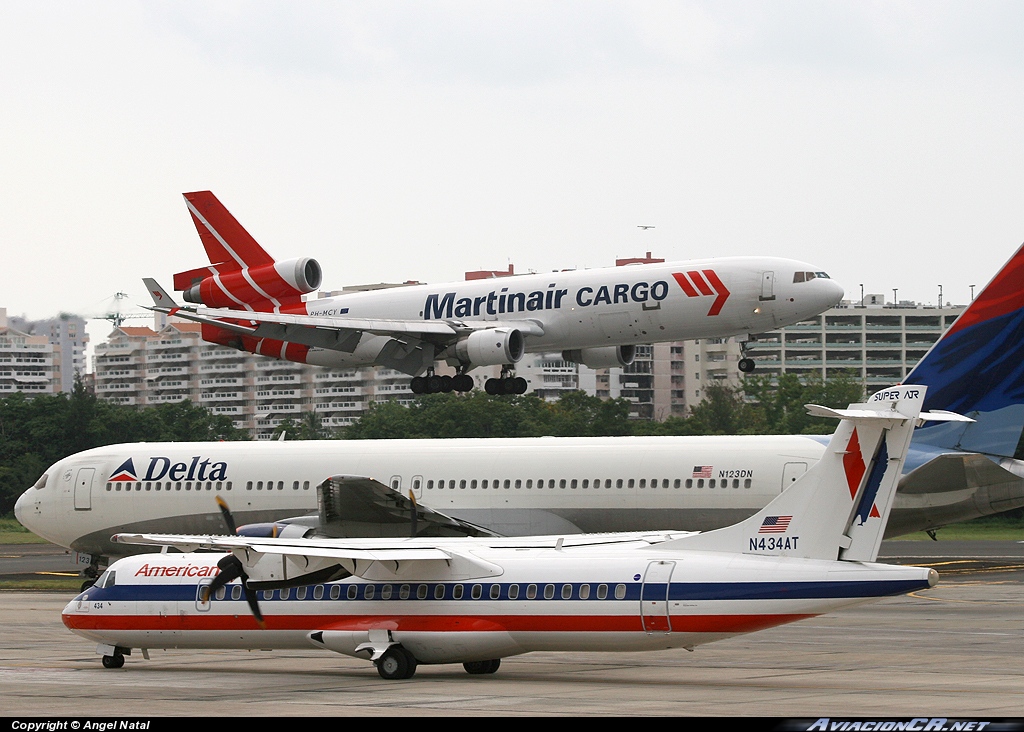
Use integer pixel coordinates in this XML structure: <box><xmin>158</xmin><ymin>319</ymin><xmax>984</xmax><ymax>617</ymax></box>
<box><xmin>110</xmin><ymin>458</ymin><xmax>139</xmax><ymax>482</ymax></box>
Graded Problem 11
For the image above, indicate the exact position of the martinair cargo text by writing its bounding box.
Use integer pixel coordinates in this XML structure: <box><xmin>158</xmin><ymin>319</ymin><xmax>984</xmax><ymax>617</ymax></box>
<box><xmin>62</xmin><ymin>386</ymin><xmax>948</xmax><ymax>678</ymax></box>
<box><xmin>144</xmin><ymin>191</ymin><xmax>844</xmax><ymax>394</ymax></box>
<box><xmin>16</xmin><ymin>241</ymin><xmax>1024</xmax><ymax>581</ymax></box>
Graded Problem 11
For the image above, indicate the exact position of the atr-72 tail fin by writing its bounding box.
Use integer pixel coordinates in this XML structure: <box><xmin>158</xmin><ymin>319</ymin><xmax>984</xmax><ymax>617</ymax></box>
<box><xmin>905</xmin><ymin>241</ymin><xmax>1024</xmax><ymax>458</ymax></box>
<box><xmin>659</xmin><ymin>385</ymin><xmax>971</xmax><ymax>562</ymax></box>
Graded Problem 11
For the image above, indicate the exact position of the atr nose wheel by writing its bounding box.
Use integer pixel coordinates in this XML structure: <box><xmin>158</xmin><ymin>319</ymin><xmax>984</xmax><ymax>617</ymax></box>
<box><xmin>738</xmin><ymin>358</ymin><xmax>756</xmax><ymax>373</ymax></box>
<box><xmin>102</xmin><ymin>654</ymin><xmax>125</xmax><ymax>669</ymax></box>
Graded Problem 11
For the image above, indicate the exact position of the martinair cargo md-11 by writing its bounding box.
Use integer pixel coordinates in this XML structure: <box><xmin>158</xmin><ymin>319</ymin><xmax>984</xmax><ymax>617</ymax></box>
<box><xmin>62</xmin><ymin>386</ymin><xmax>950</xmax><ymax>677</ymax></box>
<box><xmin>144</xmin><ymin>191</ymin><xmax>844</xmax><ymax>394</ymax></box>
<box><xmin>15</xmin><ymin>241</ymin><xmax>1024</xmax><ymax>582</ymax></box>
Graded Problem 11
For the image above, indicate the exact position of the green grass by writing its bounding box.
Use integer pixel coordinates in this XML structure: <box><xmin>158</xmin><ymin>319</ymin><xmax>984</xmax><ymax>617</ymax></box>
<box><xmin>891</xmin><ymin>517</ymin><xmax>1024</xmax><ymax>541</ymax></box>
<box><xmin>0</xmin><ymin>517</ymin><xmax>47</xmax><ymax>545</ymax></box>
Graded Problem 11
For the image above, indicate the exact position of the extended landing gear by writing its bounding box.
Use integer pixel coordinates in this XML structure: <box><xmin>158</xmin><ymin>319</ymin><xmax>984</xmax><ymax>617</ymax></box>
<box><xmin>102</xmin><ymin>653</ymin><xmax>125</xmax><ymax>669</ymax></box>
<box><xmin>410</xmin><ymin>369</ymin><xmax>475</xmax><ymax>395</ymax></box>
<box><xmin>485</xmin><ymin>365</ymin><xmax>527</xmax><ymax>395</ymax></box>
<box><xmin>463</xmin><ymin>659</ymin><xmax>501</xmax><ymax>675</ymax></box>
<box><xmin>738</xmin><ymin>336</ymin><xmax>757</xmax><ymax>373</ymax></box>
<box><xmin>376</xmin><ymin>645</ymin><xmax>418</xmax><ymax>680</ymax></box>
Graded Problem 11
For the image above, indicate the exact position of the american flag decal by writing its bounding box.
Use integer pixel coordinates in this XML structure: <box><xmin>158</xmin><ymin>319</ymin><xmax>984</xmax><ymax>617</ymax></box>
<box><xmin>692</xmin><ymin>465</ymin><xmax>713</xmax><ymax>478</ymax></box>
<box><xmin>759</xmin><ymin>516</ymin><xmax>792</xmax><ymax>533</ymax></box>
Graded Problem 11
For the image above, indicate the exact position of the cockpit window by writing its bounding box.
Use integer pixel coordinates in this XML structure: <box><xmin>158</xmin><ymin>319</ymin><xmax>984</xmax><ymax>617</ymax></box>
<box><xmin>793</xmin><ymin>272</ymin><xmax>806</xmax><ymax>283</ymax></box>
<box><xmin>95</xmin><ymin>570</ymin><xmax>116</xmax><ymax>589</ymax></box>
<box><xmin>815</xmin><ymin>271</ymin><xmax>830</xmax><ymax>279</ymax></box>
<box><xmin>33</xmin><ymin>473</ymin><xmax>48</xmax><ymax>490</ymax></box>
<box><xmin>793</xmin><ymin>271</ymin><xmax>831</xmax><ymax>283</ymax></box>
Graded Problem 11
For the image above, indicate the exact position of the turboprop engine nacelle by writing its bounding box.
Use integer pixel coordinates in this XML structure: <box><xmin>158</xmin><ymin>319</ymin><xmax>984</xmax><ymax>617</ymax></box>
<box><xmin>181</xmin><ymin>257</ymin><xmax>322</xmax><ymax>307</ymax></box>
<box><xmin>455</xmin><ymin>328</ymin><xmax>525</xmax><ymax>366</ymax></box>
<box><xmin>562</xmin><ymin>345</ymin><xmax>636</xmax><ymax>369</ymax></box>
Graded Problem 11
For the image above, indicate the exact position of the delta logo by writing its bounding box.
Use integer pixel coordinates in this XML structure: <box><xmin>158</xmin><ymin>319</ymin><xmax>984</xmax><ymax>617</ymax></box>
<box><xmin>108</xmin><ymin>456</ymin><xmax>229</xmax><ymax>482</ymax></box>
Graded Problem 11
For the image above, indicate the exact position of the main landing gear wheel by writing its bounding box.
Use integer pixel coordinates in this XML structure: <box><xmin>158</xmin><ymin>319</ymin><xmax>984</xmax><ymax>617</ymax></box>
<box><xmin>738</xmin><ymin>358</ymin><xmax>756</xmax><ymax>373</ymax></box>
<box><xmin>485</xmin><ymin>376</ymin><xmax>527</xmax><ymax>395</ymax></box>
<box><xmin>410</xmin><ymin>372</ymin><xmax>474</xmax><ymax>394</ymax></box>
<box><xmin>376</xmin><ymin>645</ymin><xmax>418</xmax><ymax>680</ymax></box>
<box><xmin>463</xmin><ymin>659</ymin><xmax>501</xmax><ymax>675</ymax></box>
<box><xmin>102</xmin><ymin>654</ymin><xmax>125</xmax><ymax>669</ymax></box>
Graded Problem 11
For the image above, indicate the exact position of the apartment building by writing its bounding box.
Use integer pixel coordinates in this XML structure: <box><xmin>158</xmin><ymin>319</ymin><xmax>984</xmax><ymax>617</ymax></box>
<box><xmin>0</xmin><ymin>308</ymin><xmax>62</xmax><ymax>395</ymax></box>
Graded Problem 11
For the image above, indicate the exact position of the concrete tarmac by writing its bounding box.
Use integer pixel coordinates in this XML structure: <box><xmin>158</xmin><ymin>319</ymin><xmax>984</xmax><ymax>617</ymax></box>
<box><xmin>0</xmin><ymin>541</ymin><xmax>1022</xmax><ymax>717</ymax></box>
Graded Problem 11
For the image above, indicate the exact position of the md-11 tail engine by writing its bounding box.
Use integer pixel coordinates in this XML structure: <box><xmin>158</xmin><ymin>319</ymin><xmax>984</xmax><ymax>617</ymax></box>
<box><xmin>179</xmin><ymin>257</ymin><xmax>322</xmax><ymax>308</ymax></box>
<box><xmin>562</xmin><ymin>345</ymin><xmax>636</xmax><ymax>369</ymax></box>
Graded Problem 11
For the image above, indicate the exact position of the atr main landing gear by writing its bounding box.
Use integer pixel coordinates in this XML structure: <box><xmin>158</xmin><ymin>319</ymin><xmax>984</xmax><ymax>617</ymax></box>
<box><xmin>410</xmin><ymin>369</ymin><xmax>474</xmax><ymax>394</ymax></box>
<box><xmin>485</xmin><ymin>366</ymin><xmax>527</xmax><ymax>395</ymax></box>
<box><xmin>463</xmin><ymin>659</ymin><xmax>501</xmax><ymax>675</ymax></box>
<box><xmin>376</xmin><ymin>645</ymin><xmax>418</xmax><ymax>680</ymax></box>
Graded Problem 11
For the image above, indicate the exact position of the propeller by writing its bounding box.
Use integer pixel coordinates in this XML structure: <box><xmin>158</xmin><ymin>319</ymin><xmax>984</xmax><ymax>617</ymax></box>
<box><xmin>202</xmin><ymin>497</ymin><xmax>266</xmax><ymax>629</ymax></box>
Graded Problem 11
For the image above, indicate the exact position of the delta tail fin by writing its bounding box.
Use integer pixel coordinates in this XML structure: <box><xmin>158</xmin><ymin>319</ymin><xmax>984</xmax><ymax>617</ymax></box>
<box><xmin>659</xmin><ymin>385</ymin><xmax>971</xmax><ymax>562</ymax></box>
<box><xmin>904</xmin><ymin>241</ymin><xmax>1024</xmax><ymax>457</ymax></box>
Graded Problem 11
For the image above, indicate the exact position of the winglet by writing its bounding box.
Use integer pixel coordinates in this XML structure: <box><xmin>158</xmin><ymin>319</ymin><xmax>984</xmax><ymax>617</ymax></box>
<box><xmin>141</xmin><ymin>278</ymin><xmax>181</xmax><ymax>313</ymax></box>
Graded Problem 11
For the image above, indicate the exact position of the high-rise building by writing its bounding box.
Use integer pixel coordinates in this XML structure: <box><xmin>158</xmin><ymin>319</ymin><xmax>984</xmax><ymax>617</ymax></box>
<box><xmin>0</xmin><ymin>308</ymin><xmax>61</xmax><ymax>395</ymax></box>
<box><xmin>6</xmin><ymin>309</ymin><xmax>88</xmax><ymax>392</ymax></box>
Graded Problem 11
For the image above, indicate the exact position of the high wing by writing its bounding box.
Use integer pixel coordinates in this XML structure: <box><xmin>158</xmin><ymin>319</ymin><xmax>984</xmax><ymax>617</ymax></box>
<box><xmin>317</xmin><ymin>475</ymin><xmax>499</xmax><ymax>538</ymax></box>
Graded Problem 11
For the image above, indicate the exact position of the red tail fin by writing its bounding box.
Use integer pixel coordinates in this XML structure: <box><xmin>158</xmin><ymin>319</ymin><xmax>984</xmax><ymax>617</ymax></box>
<box><xmin>183</xmin><ymin>191</ymin><xmax>274</xmax><ymax>270</ymax></box>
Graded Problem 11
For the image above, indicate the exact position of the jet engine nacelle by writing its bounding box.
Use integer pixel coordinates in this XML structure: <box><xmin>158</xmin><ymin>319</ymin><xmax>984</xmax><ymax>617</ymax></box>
<box><xmin>455</xmin><ymin>328</ymin><xmax>525</xmax><ymax>366</ymax></box>
<box><xmin>182</xmin><ymin>257</ymin><xmax>322</xmax><ymax>308</ymax></box>
<box><xmin>562</xmin><ymin>345</ymin><xmax>636</xmax><ymax>369</ymax></box>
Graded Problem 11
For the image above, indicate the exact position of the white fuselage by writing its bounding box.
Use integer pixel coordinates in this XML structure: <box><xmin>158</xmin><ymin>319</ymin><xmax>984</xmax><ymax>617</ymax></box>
<box><xmin>18</xmin><ymin>436</ymin><xmax>826</xmax><ymax>556</ymax></box>
<box><xmin>293</xmin><ymin>257</ymin><xmax>843</xmax><ymax>367</ymax></box>
<box><xmin>62</xmin><ymin>541</ymin><xmax>933</xmax><ymax>665</ymax></box>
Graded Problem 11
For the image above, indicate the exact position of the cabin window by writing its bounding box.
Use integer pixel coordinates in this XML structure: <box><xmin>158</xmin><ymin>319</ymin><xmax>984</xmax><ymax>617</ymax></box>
<box><xmin>215</xmin><ymin>482</ymin><xmax>222</xmax><ymax>491</ymax></box>
<box><xmin>697</xmin><ymin>479</ymin><xmax>704</xmax><ymax>488</ymax></box>
<box><xmin>255</xmin><ymin>481</ymin><xmax>262</xmax><ymax>491</ymax></box>
<box><xmin>399</xmin><ymin>584</ymin><xmax>410</xmax><ymax>600</ymax></box>
<box><xmin>144</xmin><ymin>482</ymin><xmax>151</xmax><ymax>491</ymax></box>
<box><xmin>313</xmin><ymin>585</ymin><xmax>324</xmax><ymax>600</ymax></box>
<box><xmin>597</xmin><ymin>584</ymin><xmax>608</xmax><ymax>600</ymax></box>
<box><xmin>559</xmin><ymin>479</ymin><xmax>566</xmax><ymax>489</ymax></box>
<box><xmin>481</xmin><ymin>480</ymin><xmax>487</xmax><ymax>489</ymax></box>
<box><xmin>471</xmin><ymin>584</ymin><xmax>482</xmax><ymax>600</ymax></box>
<box><xmin>246</xmin><ymin>481</ymin><xmax>253</xmax><ymax>491</ymax></box>
<box><xmin>459</xmin><ymin>480</ymin><xmax>466</xmax><ymax>490</ymax></box>
<box><xmin>571</xmin><ymin>479</ymin><xmax>577</xmax><ymax>489</ymax></box>
<box><xmin>561</xmin><ymin>584</ymin><xmax>572</xmax><ymax>599</ymax></box>
<box><xmin>639</xmin><ymin>479</ymin><xmax>646</xmax><ymax>488</ymax></box>
<box><xmin>296</xmin><ymin>587</ymin><xmax>307</xmax><ymax>600</ymax></box>
<box><xmin>526</xmin><ymin>584</ymin><xmax>537</xmax><ymax>599</ymax></box>
<box><xmin>470</xmin><ymin>480</ymin><xmax>477</xmax><ymax>489</ymax></box>
<box><xmin>526</xmin><ymin>479</ymin><xmax>533</xmax><ymax>488</ymax></box>
<box><xmin>452</xmin><ymin>584</ymin><xmax>464</xmax><ymax>600</ymax></box>
<box><xmin>579</xmin><ymin>584</ymin><xmax>591</xmax><ymax>600</ymax></box>
<box><xmin>347</xmin><ymin>585</ymin><xmax>358</xmax><ymax>600</ymax></box>
<box><xmin>543</xmin><ymin>584</ymin><xmax>555</xmax><ymax>600</ymax></box>
<box><xmin>329</xmin><ymin>585</ymin><xmax>340</xmax><ymax>600</ymax></box>
<box><xmin>490</xmin><ymin>584</ymin><xmax>500</xmax><ymax>600</ymax></box>
<box><xmin>292</xmin><ymin>481</ymin><xmax>299</xmax><ymax>490</ymax></box>
<box><xmin>504</xmin><ymin>480</ymin><xmax>511</xmax><ymax>489</ymax></box>
<box><xmin>363</xmin><ymin>585</ymin><xmax>375</xmax><ymax>600</ymax></box>
<box><xmin>260</xmin><ymin>590</ymin><xmax>273</xmax><ymax>601</ymax></box>
<box><xmin>302</xmin><ymin>481</ymin><xmax>309</xmax><ymax>490</ymax></box>
<box><xmin>427</xmin><ymin>480</ymin><xmax>434</xmax><ymax>490</ymax></box>
<box><xmin>674</xmin><ymin>479</ymin><xmax>681</xmax><ymax>488</ymax></box>
<box><xmin>628</xmin><ymin>479</ymin><xmax>635</xmax><ymax>488</ymax></box>
<box><xmin>614</xmin><ymin>584</ymin><xmax>626</xmax><ymax>599</ymax></box>
<box><xmin>709</xmin><ymin>479</ymin><xmax>716</xmax><ymax>488</ymax></box>
<box><xmin>231</xmin><ymin>585</ymin><xmax>242</xmax><ymax>601</ymax></box>
<box><xmin>280</xmin><ymin>588</ymin><xmax>291</xmax><ymax>600</ymax></box>
<box><xmin>413</xmin><ymin>478</ymin><xmax>421</xmax><ymax>491</ymax></box>
<box><xmin>434</xmin><ymin>584</ymin><xmax>445</xmax><ymax>600</ymax></box>
<box><xmin>508</xmin><ymin>584</ymin><xmax>520</xmax><ymax>600</ymax></box>
<box><xmin>616</xmin><ymin>479</ymin><xmax>623</xmax><ymax>488</ymax></box>
<box><xmin>582</xmin><ymin>479</ymin><xmax>589</xmax><ymax>489</ymax></box>
<box><xmin>380</xmin><ymin>585</ymin><xmax>393</xmax><ymax>600</ymax></box>
<box><xmin>277</xmin><ymin>481</ymin><xmax>284</xmax><ymax>491</ymax></box>
<box><xmin>416</xmin><ymin>584</ymin><xmax>428</xmax><ymax>600</ymax></box>
<box><xmin>745</xmin><ymin>479</ymin><xmax>752</xmax><ymax>488</ymax></box>
<box><xmin>227</xmin><ymin>481</ymin><xmax>233</xmax><ymax>491</ymax></box>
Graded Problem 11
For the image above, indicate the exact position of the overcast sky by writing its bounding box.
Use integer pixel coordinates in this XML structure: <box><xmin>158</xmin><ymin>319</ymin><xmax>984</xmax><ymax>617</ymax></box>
<box><xmin>3</xmin><ymin>1</ymin><xmax>1024</xmax><ymax>342</ymax></box>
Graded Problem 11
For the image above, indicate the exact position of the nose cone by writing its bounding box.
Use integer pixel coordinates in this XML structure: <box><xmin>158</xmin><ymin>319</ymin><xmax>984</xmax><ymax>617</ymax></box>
<box><xmin>13</xmin><ymin>489</ymin><xmax>31</xmax><ymax>530</ymax></box>
<box><xmin>820</xmin><ymin>277</ymin><xmax>845</xmax><ymax>308</ymax></box>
